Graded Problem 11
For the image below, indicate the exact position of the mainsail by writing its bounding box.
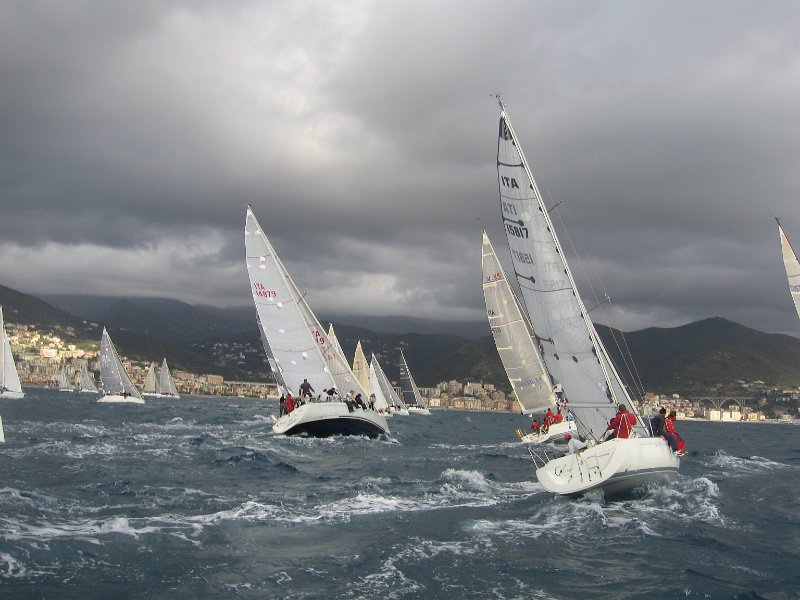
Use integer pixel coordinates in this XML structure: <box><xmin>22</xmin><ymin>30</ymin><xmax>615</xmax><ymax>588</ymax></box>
<box><xmin>99</xmin><ymin>328</ymin><xmax>142</xmax><ymax>399</ymax></box>
<box><xmin>352</xmin><ymin>341</ymin><xmax>372</xmax><ymax>394</ymax></box>
<box><xmin>495</xmin><ymin>103</ymin><xmax>643</xmax><ymax>440</ymax></box>
<box><xmin>482</xmin><ymin>231</ymin><xmax>552</xmax><ymax>413</ymax></box>
<box><xmin>245</xmin><ymin>207</ymin><xmax>367</xmax><ymax>397</ymax></box>
<box><xmin>369</xmin><ymin>354</ymin><xmax>402</xmax><ymax>411</ymax></box>
<box><xmin>778</xmin><ymin>219</ymin><xmax>800</xmax><ymax>321</ymax></box>
<box><xmin>158</xmin><ymin>358</ymin><xmax>179</xmax><ymax>397</ymax></box>
<box><xmin>0</xmin><ymin>306</ymin><xmax>24</xmax><ymax>397</ymax></box>
<box><xmin>398</xmin><ymin>350</ymin><xmax>425</xmax><ymax>408</ymax></box>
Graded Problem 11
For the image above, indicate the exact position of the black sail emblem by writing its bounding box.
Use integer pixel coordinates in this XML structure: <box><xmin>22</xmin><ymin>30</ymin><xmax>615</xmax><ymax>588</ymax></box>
<box><xmin>499</xmin><ymin>119</ymin><xmax>512</xmax><ymax>141</ymax></box>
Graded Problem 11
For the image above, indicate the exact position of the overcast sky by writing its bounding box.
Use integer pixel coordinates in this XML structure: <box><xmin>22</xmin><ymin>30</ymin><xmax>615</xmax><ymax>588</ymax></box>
<box><xmin>1</xmin><ymin>1</ymin><xmax>799</xmax><ymax>336</ymax></box>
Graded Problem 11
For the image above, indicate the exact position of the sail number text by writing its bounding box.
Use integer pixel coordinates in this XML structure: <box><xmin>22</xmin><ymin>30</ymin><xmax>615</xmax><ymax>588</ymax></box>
<box><xmin>253</xmin><ymin>283</ymin><xmax>277</xmax><ymax>298</ymax></box>
<box><xmin>505</xmin><ymin>222</ymin><xmax>529</xmax><ymax>238</ymax></box>
<box><xmin>512</xmin><ymin>250</ymin><xmax>534</xmax><ymax>265</ymax></box>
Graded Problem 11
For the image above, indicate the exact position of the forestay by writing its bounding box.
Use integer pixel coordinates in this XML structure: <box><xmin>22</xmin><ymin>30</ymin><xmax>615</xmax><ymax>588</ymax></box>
<box><xmin>482</xmin><ymin>231</ymin><xmax>552</xmax><ymax>413</ymax></box>
<box><xmin>496</xmin><ymin>105</ymin><xmax>642</xmax><ymax>440</ymax></box>
<box><xmin>778</xmin><ymin>221</ymin><xmax>800</xmax><ymax>321</ymax></box>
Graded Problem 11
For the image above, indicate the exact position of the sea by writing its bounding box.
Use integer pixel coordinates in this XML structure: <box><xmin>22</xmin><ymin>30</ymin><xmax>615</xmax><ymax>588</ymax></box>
<box><xmin>0</xmin><ymin>389</ymin><xmax>798</xmax><ymax>599</ymax></box>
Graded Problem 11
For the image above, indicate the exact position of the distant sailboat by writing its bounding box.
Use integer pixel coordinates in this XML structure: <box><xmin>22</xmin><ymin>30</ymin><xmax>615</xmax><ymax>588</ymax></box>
<box><xmin>142</xmin><ymin>362</ymin><xmax>160</xmax><ymax>397</ymax></box>
<box><xmin>777</xmin><ymin>218</ymin><xmax>800</xmax><ymax>321</ymax></box>
<box><xmin>352</xmin><ymin>341</ymin><xmax>372</xmax><ymax>395</ymax></box>
<box><xmin>0</xmin><ymin>306</ymin><xmax>24</xmax><ymax>399</ymax></box>
<box><xmin>78</xmin><ymin>360</ymin><xmax>98</xmax><ymax>394</ymax></box>
<box><xmin>97</xmin><ymin>328</ymin><xmax>144</xmax><ymax>404</ymax></box>
<box><xmin>157</xmin><ymin>358</ymin><xmax>180</xmax><ymax>398</ymax></box>
<box><xmin>328</xmin><ymin>324</ymin><xmax>346</xmax><ymax>359</ymax></box>
<box><xmin>0</xmin><ymin>414</ymin><xmax>4</xmax><ymax>443</ymax></box>
<box><xmin>398</xmin><ymin>350</ymin><xmax>430</xmax><ymax>415</ymax></box>
<box><xmin>482</xmin><ymin>231</ymin><xmax>576</xmax><ymax>444</ymax></box>
<box><xmin>58</xmin><ymin>363</ymin><xmax>75</xmax><ymax>392</ymax></box>
<box><xmin>368</xmin><ymin>354</ymin><xmax>407</xmax><ymax>415</ymax></box>
<box><xmin>245</xmin><ymin>207</ymin><xmax>389</xmax><ymax>437</ymax></box>
<box><xmin>492</xmin><ymin>99</ymin><xmax>678</xmax><ymax>495</ymax></box>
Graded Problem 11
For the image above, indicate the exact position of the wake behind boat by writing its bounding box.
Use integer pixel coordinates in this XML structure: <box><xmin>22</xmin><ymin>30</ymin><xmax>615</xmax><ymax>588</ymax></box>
<box><xmin>98</xmin><ymin>328</ymin><xmax>144</xmax><ymax>404</ymax></box>
<box><xmin>493</xmin><ymin>100</ymin><xmax>678</xmax><ymax>496</ymax></box>
<box><xmin>245</xmin><ymin>207</ymin><xmax>389</xmax><ymax>438</ymax></box>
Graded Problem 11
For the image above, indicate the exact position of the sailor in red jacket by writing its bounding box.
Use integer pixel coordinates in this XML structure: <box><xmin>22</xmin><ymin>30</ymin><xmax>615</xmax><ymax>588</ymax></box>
<box><xmin>607</xmin><ymin>405</ymin><xmax>637</xmax><ymax>439</ymax></box>
<box><xmin>530</xmin><ymin>419</ymin><xmax>541</xmax><ymax>433</ymax></box>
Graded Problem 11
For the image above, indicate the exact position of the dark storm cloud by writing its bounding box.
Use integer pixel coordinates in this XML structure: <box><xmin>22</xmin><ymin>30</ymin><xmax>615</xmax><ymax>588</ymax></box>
<box><xmin>0</xmin><ymin>1</ymin><xmax>799</xmax><ymax>332</ymax></box>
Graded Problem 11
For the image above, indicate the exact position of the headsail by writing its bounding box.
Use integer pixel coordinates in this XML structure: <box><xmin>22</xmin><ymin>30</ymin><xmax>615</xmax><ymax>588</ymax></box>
<box><xmin>99</xmin><ymin>328</ymin><xmax>142</xmax><ymax>399</ymax></box>
<box><xmin>778</xmin><ymin>220</ymin><xmax>800</xmax><ymax>321</ymax></box>
<box><xmin>369</xmin><ymin>354</ymin><xmax>402</xmax><ymax>411</ymax></box>
<box><xmin>496</xmin><ymin>103</ymin><xmax>643</xmax><ymax>440</ymax></box>
<box><xmin>398</xmin><ymin>350</ymin><xmax>425</xmax><ymax>408</ymax></box>
<box><xmin>158</xmin><ymin>358</ymin><xmax>179</xmax><ymax>397</ymax></box>
<box><xmin>143</xmin><ymin>363</ymin><xmax>159</xmax><ymax>394</ymax></box>
<box><xmin>245</xmin><ymin>207</ymin><xmax>367</xmax><ymax>397</ymax></box>
<box><xmin>0</xmin><ymin>306</ymin><xmax>24</xmax><ymax>396</ymax></box>
<box><xmin>482</xmin><ymin>231</ymin><xmax>552</xmax><ymax>413</ymax></box>
<box><xmin>352</xmin><ymin>341</ymin><xmax>372</xmax><ymax>394</ymax></box>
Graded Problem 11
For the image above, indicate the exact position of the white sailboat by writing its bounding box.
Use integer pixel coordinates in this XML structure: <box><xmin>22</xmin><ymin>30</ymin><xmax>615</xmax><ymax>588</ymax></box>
<box><xmin>142</xmin><ymin>362</ymin><xmax>160</xmax><ymax>397</ymax></box>
<box><xmin>777</xmin><ymin>218</ymin><xmax>800</xmax><ymax>321</ymax></box>
<box><xmin>352</xmin><ymin>341</ymin><xmax>372</xmax><ymax>395</ymax></box>
<box><xmin>493</xmin><ymin>100</ymin><xmax>678</xmax><ymax>496</ymax></box>
<box><xmin>482</xmin><ymin>231</ymin><xmax>576</xmax><ymax>444</ymax></box>
<box><xmin>97</xmin><ymin>328</ymin><xmax>144</xmax><ymax>404</ymax></box>
<box><xmin>58</xmin><ymin>363</ymin><xmax>75</xmax><ymax>392</ymax></box>
<box><xmin>368</xmin><ymin>354</ymin><xmax>408</xmax><ymax>416</ymax></box>
<box><xmin>78</xmin><ymin>360</ymin><xmax>98</xmax><ymax>394</ymax></box>
<box><xmin>157</xmin><ymin>358</ymin><xmax>180</xmax><ymax>398</ymax></box>
<box><xmin>0</xmin><ymin>306</ymin><xmax>24</xmax><ymax>399</ymax></box>
<box><xmin>0</xmin><ymin>414</ymin><xmax>4</xmax><ymax>443</ymax></box>
<box><xmin>245</xmin><ymin>206</ymin><xmax>389</xmax><ymax>437</ymax></box>
<box><xmin>398</xmin><ymin>350</ymin><xmax>430</xmax><ymax>415</ymax></box>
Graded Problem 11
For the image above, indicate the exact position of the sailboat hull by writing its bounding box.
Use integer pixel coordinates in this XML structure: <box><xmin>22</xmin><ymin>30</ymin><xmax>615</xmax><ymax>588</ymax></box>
<box><xmin>407</xmin><ymin>406</ymin><xmax>431</xmax><ymax>415</ymax></box>
<box><xmin>0</xmin><ymin>391</ymin><xmax>24</xmax><ymax>399</ymax></box>
<box><xmin>519</xmin><ymin>420</ymin><xmax>577</xmax><ymax>445</ymax></box>
<box><xmin>535</xmin><ymin>436</ymin><xmax>679</xmax><ymax>496</ymax></box>
<box><xmin>98</xmin><ymin>394</ymin><xmax>145</xmax><ymax>404</ymax></box>
<box><xmin>273</xmin><ymin>402</ymin><xmax>389</xmax><ymax>438</ymax></box>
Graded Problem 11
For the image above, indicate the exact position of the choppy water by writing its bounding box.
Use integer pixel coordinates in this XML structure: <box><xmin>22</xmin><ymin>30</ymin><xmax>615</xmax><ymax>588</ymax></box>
<box><xmin>0</xmin><ymin>389</ymin><xmax>798</xmax><ymax>599</ymax></box>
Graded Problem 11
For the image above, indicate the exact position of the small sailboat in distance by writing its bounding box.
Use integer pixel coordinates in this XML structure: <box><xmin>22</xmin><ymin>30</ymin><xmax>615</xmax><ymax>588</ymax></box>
<box><xmin>157</xmin><ymin>358</ymin><xmax>180</xmax><ymax>398</ymax></box>
<box><xmin>142</xmin><ymin>362</ymin><xmax>160</xmax><ymax>397</ymax></box>
<box><xmin>0</xmin><ymin>306</ymin><xmax>24</xmax><ymax>399</ymax></box>
<box><xmin>98</xmin><ymin>328</ymin><xmax>144</xmax><ymax>404</ymax></box>
<box><xmin>777</xmin><ymin>218</ymin><xmax>800</xmax><ymax>322</ymax></box>
<box><xmin>78</xmin><ymin>360</ymin><xmax>98</xmax><ymax>394</ymax></box>
<box><xmin>398</xmin><ymin>350</ymin><xmax>430</xmax><ymax>415</ymax></box>
<box><xmin>58</xmin><ymin>363</ymin><xmax>75</xmax><ymax>392</ymax></box>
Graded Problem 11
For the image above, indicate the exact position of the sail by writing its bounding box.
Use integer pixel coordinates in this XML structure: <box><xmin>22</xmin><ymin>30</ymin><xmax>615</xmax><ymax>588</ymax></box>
<box><xmin>0</xmin><ymin>306</ymin><xmax>23</xmax><ymax>395</ymax></box>
<box><xmin>245</xmin><ymin>207</ymin><xmax>367</xmax><ymax>397</ymax></box>
<box><xmin>369</xmin><ymin>354</ymin><xmax>402</xmax><ymax>410</ymax></box>
<box><xmin>0</xmin><ymin>414</ymin><xmax>4</xmax><ymax>443</ymax></box>
<box><xmin>328</xmin><ymin>324</ymin><xmax>346</xmax><ymax>359</ymax></box>
<box><xmin>58</xmin><ymin>364</ymin><xmax>73</xmax><ymax>390</ymax></box>
<box><xmin>496</xmin><ymin>104</ymin><xmax>641</xmax><ymax>440</ymax></box>
<box><xmin>398</xmin><ymin>350</ymin><xmax>425</xmax><ymax>408</ymax></box>
<box><xmin>778</xmin><ymin>221</ymin><xmax>800</xmax><ymax>321</ymax></box>
<box><xmin>79</xmin><ymin>360</ymin><xmax>98</xmax><ymax>392</ymax></box>
<box><xmin>352</xmin><ymin>341</ymin><xmax>372</xmax><ymax>394</ymax></box>
<box><xmin>482</xmin><ymin>231</ymin><xmax>553</xmax><ymax>413</ymax></box>
<box><xmin>99</xmin><ymin>328</ymin><xmax>142</xmax><ymax>398</ymax></box>
<box><xmin>143</xmin><ymin>363</ymin><xmax>159</xmax><ymax>394</ymax></box>
<box><xmin>158</xmin><ymin>358</ymin><xmax>179</xmax><ymax>396</ymax></box>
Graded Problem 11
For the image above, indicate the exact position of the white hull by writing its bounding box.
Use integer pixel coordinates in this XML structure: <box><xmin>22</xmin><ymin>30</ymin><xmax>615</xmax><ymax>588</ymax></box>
<box><xmin>519</xmin><ymin>420</ymin><xmax>577</xmax><ymax>445</ymax></box>
<box><xmin>394</xmin><ymin>408</ymin><xmax>410</xmax><ymax>416</ymax></box>
<box><xmin>535</xmin><ymin>436</ymin><xmax>679</xmax><ymax>496</ymax></box>
<box><xmin>407</xmin><ymin>406</ymin><xmax>430</xmax><ymax>415</ymax></box>
<box><xmin>273</xmin><ymin>401</ymin><xmax>389</xmax><ymax>438</ymax></box>
<box><xmin>97</xmin><ymin>394</ymin><xmax>145</xmax><ymax>404</ymax></box>
<box><xmin>0</xmin><ymin>390</ymin><xmax>24</xmax><ymax>399</ymax></box>
<box><xmin>59</xmin><ymin>388</ymin><xmax>75</xmax><ymax>393</ymax></box>
<box><xmin>79</xmin><ymin>389</ymin><xmax>98</xmax><ymax>394</ymax></box>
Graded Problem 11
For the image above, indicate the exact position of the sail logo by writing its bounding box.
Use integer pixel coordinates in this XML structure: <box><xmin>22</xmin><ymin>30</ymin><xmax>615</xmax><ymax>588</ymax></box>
<box><xmin>500</xmin><ymin>175</ymin><xmax>519</xmax><ymax>189</ymax></box>
<box><xmin>499</xmin><ymin>120</ymin><xmax>512</xmax><ymax>140</ymax></box>
<box><xmin>791</xmin><ymin>285</ymin><xmax>800</xmax><ymax>292</ymax></box>
<box><xmin>484</xmin><ymin>272</ymin><xmax>503</xmax><ymax>283</ymax></box>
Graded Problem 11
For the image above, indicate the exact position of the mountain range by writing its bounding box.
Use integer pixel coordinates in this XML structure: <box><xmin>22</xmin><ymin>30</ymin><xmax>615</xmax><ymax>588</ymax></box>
<box><xmin>3</xmin><ymin>284</ymin><xmax>800</xmax><ymax>393</ymax></box>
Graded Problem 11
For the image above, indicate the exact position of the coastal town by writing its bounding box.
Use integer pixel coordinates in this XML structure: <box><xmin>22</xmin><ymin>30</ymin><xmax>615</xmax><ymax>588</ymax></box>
<box><xmin>6</xmin><ymin>321</ymin><xmax>798</xmax><ymax>422</ymax></box>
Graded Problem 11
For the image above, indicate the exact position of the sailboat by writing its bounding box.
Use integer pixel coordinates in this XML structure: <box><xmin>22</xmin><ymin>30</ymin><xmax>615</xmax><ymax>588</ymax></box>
<box><xmin>493</xmin><ymin>100</ymin><xmax>678</xmax><ymax>496</ymax></box>
<box><xmin>245</xmin><ymin>207</ymin><xmax>389</xmax><ymax>438</ymax></box>
<box><xmin>777</xmin><ymin>218</ymin><xmax>800</xmax><ymax>321</ymax></box>
<box><xmin>157</xmin><ymin>358</ymin><xmax>180</xmax><ymax>398</ymax></box>
<box><xmin>0</xmin><ymin>306</ymin><xmax>24</xmax><ymax>399</ymax></box>
<box><xmin>58</xmin><ymin>363</ymin><xmax>75</xmax><ymax>392</ymax></box>
<box><xmin>142</xmin><ymin>362</ymin><xmax>160</xmax><ymax>397</ymax></box>
<box><xmin>352</xmin><ymin>341</ymin><xmax>372</xmax><ymax>395</ymax></box>
<box><xmin>97</xmin><ymin>328</ymin><xmax>144</xmax><ymax>404</ymax></box>
<box><xmin>368</xmin><ymin>353</ymin><xmax>408</xmax><ymax>416</ymax></box>
<box><xmin>0</xmin><ymin>414</ymin><xmax>4</xmax><ymax>443</ymax></box>
<box><xmin>78</xmin><ymin>360</ymin><xmax>98</xmax><ymax>394</ymax></box>
<box><xmin>482</xmin><ymin>231</ymin><xmax>577</xmax><ymax>444</ymax></box>
<box><xmin>398</xmin><ymin>350</ymin><xmax>430</xmax><ymax>415</ymax></box>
